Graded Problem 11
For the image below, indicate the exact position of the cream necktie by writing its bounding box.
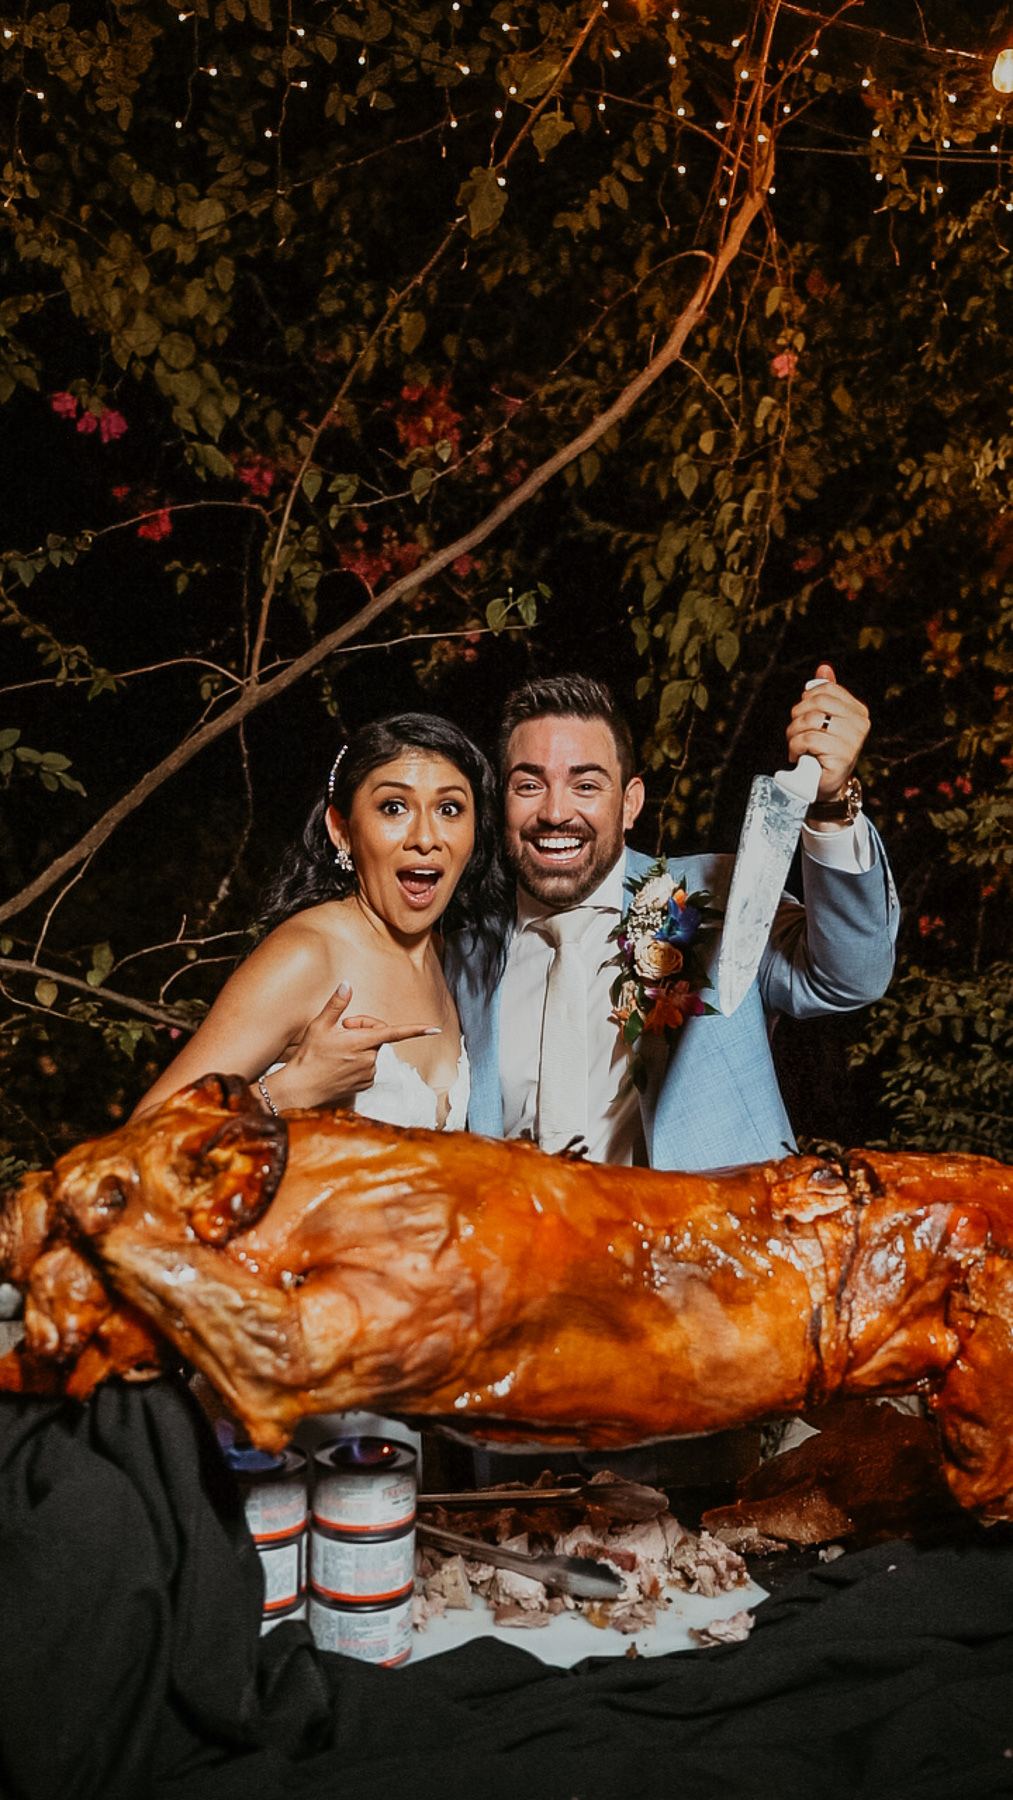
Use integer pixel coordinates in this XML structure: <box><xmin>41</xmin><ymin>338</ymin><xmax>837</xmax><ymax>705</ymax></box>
<box><xmin>537</xmin><ymin>909</ymin><xmax>590</xmax><ymax>1155</ymax></box>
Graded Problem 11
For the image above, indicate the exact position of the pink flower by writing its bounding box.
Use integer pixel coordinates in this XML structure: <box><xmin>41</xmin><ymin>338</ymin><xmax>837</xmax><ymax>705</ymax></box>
<box><xmin>111</xmin><ymin>485</ymin><xmax>131</xmax><ymax>501</ymax></box>
<box><xmin>50</xmin><ymin>391</ymin><xmax>78</xmax><ymax>418</ymax></box>
<box><xmin>903</xmin><ymin>787</ymin><xmax>920</xmax><ymax>799</ymax></box>
<box><xmin>772</xmin><ymin>351</ymin><xmax>798</xmax><ymax>379</ymax></box>
<box><xmin>138</xmin><ymin>509</ymin><xmax>172</xmax><ymax>541</ymax></box>
<box><xmin>99</xmin><ymin>408</ymin><xmax>128</xmax><ymax>443</ymax></box>
<box><xmin>234</xmin><ymin>455</ymin><xmax>275</xmax><ymax>497</ymax></box>
<box><xmin>955</xmin><ymin>775</ymin><xmax>972</xmax><ymax>795</ymax></box>
<box><xmin>937</xmin><ymin>781</ymin><xmax>954</xmax><ymax>799</ymax></box>
<box><xmin>452</xmin><ymin>554</ymin><xmax>477</xmax><ymax>578</ymax></box>
<box><xmin>76</xmin><ymin>410</ymin><xmax>98</xmax><ymax>434</ymax></box>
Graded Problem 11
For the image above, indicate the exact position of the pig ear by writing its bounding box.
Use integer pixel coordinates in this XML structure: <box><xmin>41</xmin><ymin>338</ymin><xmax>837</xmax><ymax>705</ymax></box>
<box><xmin>166</xmin><ymin>1074</ymin><xmax>288</xmax><ymax>1244</ymax></box>
<box><xmin>166</xmin><ymin>1073</ymin><xmax>261</xmax><ymax>1116</ymax></box>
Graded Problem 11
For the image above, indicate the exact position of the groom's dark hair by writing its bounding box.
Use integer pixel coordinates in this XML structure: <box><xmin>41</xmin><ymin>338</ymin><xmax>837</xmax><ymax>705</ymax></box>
<box><xmin>498</xmin><ymin>673</ymin><xmax>636</xmax><ymax>787</ymax></box>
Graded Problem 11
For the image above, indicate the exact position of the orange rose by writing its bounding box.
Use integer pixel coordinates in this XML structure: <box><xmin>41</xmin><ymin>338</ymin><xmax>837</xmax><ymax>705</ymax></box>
<box><xmin>633</xmin><ymin>936</ymin><xmax>683</xmax><ymax>980</ymax></box>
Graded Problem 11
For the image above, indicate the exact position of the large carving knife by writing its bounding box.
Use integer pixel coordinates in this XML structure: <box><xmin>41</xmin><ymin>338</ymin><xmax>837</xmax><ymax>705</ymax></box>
<box><xmin>717</xmin><ymin>750</ymin><xmax>822</xmax><ymax>1018</ymax></box>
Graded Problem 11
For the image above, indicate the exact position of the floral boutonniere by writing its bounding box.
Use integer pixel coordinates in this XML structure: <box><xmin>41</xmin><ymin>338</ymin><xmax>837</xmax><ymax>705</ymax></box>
<box><xmin>608</xmin><ymin>861</ymin><xmax>723</xmax><ymax>1091</ymax></box>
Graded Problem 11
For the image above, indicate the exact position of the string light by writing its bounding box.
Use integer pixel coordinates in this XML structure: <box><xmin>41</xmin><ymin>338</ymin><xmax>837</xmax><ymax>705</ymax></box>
<box><xmin>295</xmin><ymin>25</ymin><xmax>304</xmax><ymax>35</ymax></box>
<box><xmin>494</xmin><ymin>108</ymin><xmax>503</xmax><ymax>119</ymax></box>
<box><xmin>175</xmin><ymin>118</ymin><xmax>183</xmax><ymax>128</ymax></box>
<box><xmin>993</xmin><ymin>49</ymin><xmax>1013</xmax><ymax>95</ymax></box>
<box><xmin>598</xmin><ymin>99</ymin><xmax>606</xmax><ymax>111</ymax></box>
<box><xmin>677</xmin><ymin>163</ymin><xmax>686</xmax><ymax>174</ymax></box>
<box><xmin>861</xmin><ymin>78</ymin><xmax>870</xmax><ymax>87</ymax></box>
<box><xmin>677</xmin><ymin>105</ymin><xmax>685</xmax><ymax>116</ymax></box>
<box><xmin>669</xmin><ymin>54</ymin><xmax>677</xmax><ymax>66</ymax></box>
<box><xmin>457</xmin><ymin>62</ymin><xmax>470</xmax><ymax>73</ymax></box>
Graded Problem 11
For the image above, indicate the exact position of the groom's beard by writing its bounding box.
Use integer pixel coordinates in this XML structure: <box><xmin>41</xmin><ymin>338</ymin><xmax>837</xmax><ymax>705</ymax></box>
<box><xmin>504</xmin><ymin>815</ymin><xmax>627</xmax><ymax>909</ymax></box>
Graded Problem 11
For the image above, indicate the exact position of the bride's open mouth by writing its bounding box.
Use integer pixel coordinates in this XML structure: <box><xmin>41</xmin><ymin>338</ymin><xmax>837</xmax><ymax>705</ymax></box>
<box><xmin>397</xmin><ymin>867</ymin><xmax>443</xmax><ymax>905</ymax></box>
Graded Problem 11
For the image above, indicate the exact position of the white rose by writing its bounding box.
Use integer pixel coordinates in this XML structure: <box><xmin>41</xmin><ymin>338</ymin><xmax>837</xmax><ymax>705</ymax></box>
<box><xmin>635</xmin><ymin>874</ymin><xmax>676</xmax><ymax>911</ymax></box>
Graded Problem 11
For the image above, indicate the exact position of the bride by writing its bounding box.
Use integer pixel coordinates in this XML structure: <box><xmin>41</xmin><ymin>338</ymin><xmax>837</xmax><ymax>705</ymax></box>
<box><xmin>136</xmin><ymin>713</ymin><xmax>507</xmax><ymax>1131</ymax></box>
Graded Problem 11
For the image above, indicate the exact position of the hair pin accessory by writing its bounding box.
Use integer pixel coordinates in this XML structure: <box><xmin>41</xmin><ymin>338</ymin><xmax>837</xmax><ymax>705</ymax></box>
<box><xmin>327</xmin><ymin>744</ymin><xmax>348</xmax><ymax>803</ymax></box>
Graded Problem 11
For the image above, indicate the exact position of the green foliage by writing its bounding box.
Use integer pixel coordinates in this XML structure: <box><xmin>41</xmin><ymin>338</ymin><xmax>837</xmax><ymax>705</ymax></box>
<box><xmin>0</xmin><ymin>729</ymin><xmax>85</xmax><ymax>794</ymax></box>
<box><xmin>4</xmin><ymin>0</ymin><xmax>1013</xmax><ymax>1160</ymax></box>
<box><xmin>850</xmin><ymin>967</ymin><xmax>1013</xmax><ymax>1159</ymax></box>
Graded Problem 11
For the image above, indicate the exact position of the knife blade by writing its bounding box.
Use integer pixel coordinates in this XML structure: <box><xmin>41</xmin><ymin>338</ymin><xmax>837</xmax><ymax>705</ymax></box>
<box><xmin>416</xmin><ymin>1521</ymin><xmax>624</xmax><ymax>1600</ymax></box>
<box><xmin>716</xmin><ymin>750</ymin><xmax>822</xmax><ymax>1019</ymax></box>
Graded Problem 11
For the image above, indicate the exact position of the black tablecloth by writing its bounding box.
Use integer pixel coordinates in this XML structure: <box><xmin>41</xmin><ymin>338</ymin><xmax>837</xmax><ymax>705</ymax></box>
<box><xmin>2</xmin><ymin>1379</ymin><xmax>1013</xmax><ymax>1800</ymax></box>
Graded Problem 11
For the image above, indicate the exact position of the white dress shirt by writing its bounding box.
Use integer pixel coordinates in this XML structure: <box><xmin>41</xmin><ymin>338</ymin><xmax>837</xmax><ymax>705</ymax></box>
<box><xmin>500</xmin><ymin>858</ymin><xmax>644</xmax><ymax>1164</ymax></box>
<box><xmin>498</xmin><ymin>817</ymin><xmax>873</xmax><ymax>1166</ymax></box>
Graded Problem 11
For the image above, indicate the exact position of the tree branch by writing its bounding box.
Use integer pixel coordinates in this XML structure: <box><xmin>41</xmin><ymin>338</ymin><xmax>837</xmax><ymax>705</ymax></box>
<box><xmin>0</xmin><ymin>152</ymin><xmax>771</xmax><ymax>931</ymax></box>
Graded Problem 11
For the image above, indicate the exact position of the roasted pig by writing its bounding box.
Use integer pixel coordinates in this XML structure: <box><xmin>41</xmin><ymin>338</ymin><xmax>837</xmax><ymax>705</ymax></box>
<box><xmin>3</xmin><ymin>1075</ymin><xmax>1013</xmax><ymax>1518</ymax></box>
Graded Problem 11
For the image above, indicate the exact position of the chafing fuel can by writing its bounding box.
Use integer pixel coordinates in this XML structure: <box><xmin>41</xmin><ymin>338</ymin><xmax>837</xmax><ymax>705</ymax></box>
<box><xmin>307</xmin><ymin>1592</ymin><xmax>413</xmax><ymax>1667</ymax></box>
<box><xmin>312</xmin><ymin>1438</ymin><xmax>417</xmax><ymax>1533</ymax></box>
<box><xmin>259</xmin><ymin>1594</ymin><xmax>307</xmax><ymax>1638</ymax></box>
<box><xmin>227</xmin><ymin>1445</ymin><xmax>308</xmax><ymax>1623</ymax></box>
<box><xmin>309</xmin><ymin>1438</ymin><xmax>417</xmax><ymax>1663</ymax></box>
<box><xmin>310</xmin><ymin>1520</ymin><xmax>414</xmax><ymax>1605</ymax></box>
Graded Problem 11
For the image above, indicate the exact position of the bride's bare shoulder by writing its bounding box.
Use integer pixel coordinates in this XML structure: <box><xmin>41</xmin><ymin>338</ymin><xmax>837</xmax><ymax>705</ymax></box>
<box><xmin>250</xmin><ymin>899</ymin><xmax>360</xmax><ymax>972</ymax></box>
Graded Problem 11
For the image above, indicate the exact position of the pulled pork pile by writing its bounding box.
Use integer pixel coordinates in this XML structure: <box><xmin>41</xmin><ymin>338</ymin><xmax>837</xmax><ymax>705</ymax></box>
<box><xmin>413</xmin><ymin>1472</ymin><xmax>754</xmax><ymax>1641</ymax></box>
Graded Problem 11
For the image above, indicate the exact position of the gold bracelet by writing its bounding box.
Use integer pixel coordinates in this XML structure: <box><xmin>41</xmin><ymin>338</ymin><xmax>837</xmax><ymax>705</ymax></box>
<box><xmin>257</xmin><ymin>1074</ymin><xmax>279</xmax><ymax>1117</ymax></box>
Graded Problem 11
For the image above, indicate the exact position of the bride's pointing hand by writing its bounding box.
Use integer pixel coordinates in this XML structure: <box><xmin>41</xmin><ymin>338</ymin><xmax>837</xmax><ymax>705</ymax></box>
<box><xmin>262</xmin><ymin>983</ymin><xmax>440</xmax><ymax>1111</ymax></box>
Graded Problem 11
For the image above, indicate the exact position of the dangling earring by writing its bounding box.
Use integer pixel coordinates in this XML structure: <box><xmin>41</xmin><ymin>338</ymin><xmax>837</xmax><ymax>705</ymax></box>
<box><xmin>334</xmin><ymin>844</ymin><xmax>354</xmax><ymax>875</ymax></box>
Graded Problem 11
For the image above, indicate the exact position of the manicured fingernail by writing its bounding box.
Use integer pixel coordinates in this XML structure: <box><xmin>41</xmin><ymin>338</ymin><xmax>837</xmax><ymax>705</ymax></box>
<box><xmin>337</xmin><ymin>982</ymin><xmax>351</xmax><ymax>997</ymax></box>
<box><xmin>423</xmin><ymin>1028</ymin><xmax>441</xmax><ymax>1035</ymax></box>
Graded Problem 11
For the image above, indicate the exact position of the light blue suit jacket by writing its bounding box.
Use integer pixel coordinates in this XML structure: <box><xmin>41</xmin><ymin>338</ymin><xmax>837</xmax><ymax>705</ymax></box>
<box><xmin>447</xmin><ymin>834</ymin><xmax>899</xmax><ymax>1171</ymax></box>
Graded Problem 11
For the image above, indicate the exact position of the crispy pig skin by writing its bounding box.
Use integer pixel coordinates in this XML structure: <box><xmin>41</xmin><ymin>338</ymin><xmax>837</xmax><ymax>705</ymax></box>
<box><xmin>4</xmin><ymin>1078</ymin><xmax>1013</xmax><ymax>1517</ymax></box>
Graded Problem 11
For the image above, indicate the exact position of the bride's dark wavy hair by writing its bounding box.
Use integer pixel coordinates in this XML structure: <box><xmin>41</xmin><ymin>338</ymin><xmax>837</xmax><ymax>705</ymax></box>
<box><xmin>257</xmin><ymin>713</ymin><xmax>510</xmax><ymax>973</ymax></box>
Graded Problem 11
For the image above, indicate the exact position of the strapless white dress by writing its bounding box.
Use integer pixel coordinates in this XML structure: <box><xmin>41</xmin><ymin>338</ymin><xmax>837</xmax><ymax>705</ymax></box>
<box><xmin>353</xmin><ymin>1040</ymin><xmax>470</xmax><ymax>1133</ymax></box>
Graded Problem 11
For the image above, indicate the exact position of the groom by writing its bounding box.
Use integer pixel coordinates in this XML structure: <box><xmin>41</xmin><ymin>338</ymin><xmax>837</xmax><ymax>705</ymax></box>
<box><xmin>448</xmin><ymin>669</ymin><xmax>899</xmax><ymax>1173</ymax></box>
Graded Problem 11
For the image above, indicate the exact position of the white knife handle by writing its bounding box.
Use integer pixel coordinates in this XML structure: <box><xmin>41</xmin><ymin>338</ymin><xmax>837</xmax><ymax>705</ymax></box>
<box><xmin>773</xmin><ymin>676</ymin><xmax>826</xmax><ymax>804</ymax></box>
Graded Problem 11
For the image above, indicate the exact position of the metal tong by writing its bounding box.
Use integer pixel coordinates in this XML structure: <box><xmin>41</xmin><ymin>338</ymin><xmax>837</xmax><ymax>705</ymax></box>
<box><xmin>416</xmin><ymin>1521</ymin><xmax>624</xmax><ymax>1601</ymax></box>
<box><xmin>418</xmin><ymin>1476</ymin><xmax>667</xmax><ymax>1523</ymax></box>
